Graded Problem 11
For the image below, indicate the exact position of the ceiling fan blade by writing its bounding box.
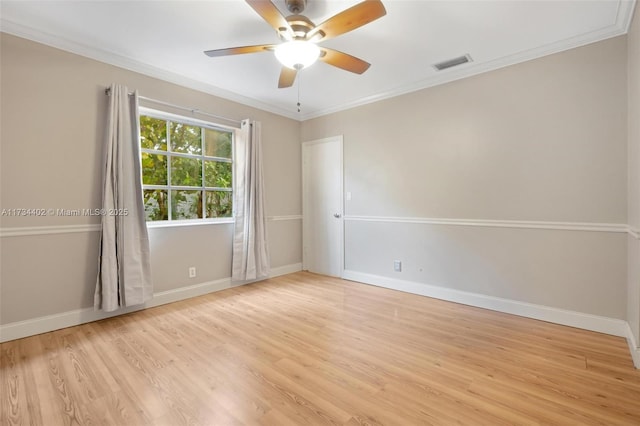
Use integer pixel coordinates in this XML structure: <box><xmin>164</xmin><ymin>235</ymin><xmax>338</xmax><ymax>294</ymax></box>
<box><xmin>246</xmin><ymin>0</ymin><xmax>294</xmax><ymax>40</ymax></box>
<box><xmin>319</xmin><ymin>48</ymin><xmax>371</xmax><ymax>74</ymax></box>
<box><xmin>278</xmin><ymin>67</ymin><xmax>298</xmax><ymax>88</ymax></box>
<box><xmin>204</xmin><ymin>44</ymin><xmax>276</xmax><ymax>57</ymax></box>
<box><xmin>307</xmin><ymin>0</ymin><xmax>386</xmax><ymax>41</ymax></box>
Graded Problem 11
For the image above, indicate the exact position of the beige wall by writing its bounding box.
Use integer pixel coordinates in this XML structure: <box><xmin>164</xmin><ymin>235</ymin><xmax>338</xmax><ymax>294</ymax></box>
<box><xmin>302</xmin><ymin>36</ymin><xmax>629</xmax><ymax>319</ymax></box>
<box><xmin>0</xmin><ymin>27</ymin><xmax>634</xmax><ymax>340</ymax></box>
<box><xmin>628</xmin><ymin>4</ymin><xmax>640</xmax><ymax>345</ymax></box>
<box><xmin>0</xmin><ymin>34</ymin><xmax>302</xmax><ymax>324</ymax></box>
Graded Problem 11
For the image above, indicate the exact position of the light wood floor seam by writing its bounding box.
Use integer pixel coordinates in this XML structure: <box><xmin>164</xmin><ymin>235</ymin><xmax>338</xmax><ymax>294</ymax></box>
<box><xmin>2</xmin><ymin>271</ymin><xmax>639</xmax><ymax>425</ymax></box>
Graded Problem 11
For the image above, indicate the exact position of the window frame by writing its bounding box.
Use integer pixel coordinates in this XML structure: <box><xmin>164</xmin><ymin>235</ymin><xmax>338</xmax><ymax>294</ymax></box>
<box><xmin>139</xmin><ymin>107</ymin><xmax>236</xmax><ymax>227</ymax></box>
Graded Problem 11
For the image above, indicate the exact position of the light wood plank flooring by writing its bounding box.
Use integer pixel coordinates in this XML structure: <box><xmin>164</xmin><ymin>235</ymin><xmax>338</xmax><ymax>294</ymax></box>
<box><xmin>2</xmin><ymin>272</ymin><xmax>639</xmax><ymax>425</ymax></box>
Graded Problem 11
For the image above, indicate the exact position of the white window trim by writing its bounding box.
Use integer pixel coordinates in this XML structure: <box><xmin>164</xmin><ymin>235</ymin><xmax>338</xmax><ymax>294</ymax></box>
<box><xmin>139</xmin><ymin>107</ymin><xmax>237</xmax><ymax>132</ymax></box>
<box><xmin>147</xmin><ymin>218</ymin><xmax>234</xmax><ymax>229</ymax></box>
<box><xmin>140</xmin><ymin>107</ymin><xmax>235</xmax><ymax>225</ymax></box>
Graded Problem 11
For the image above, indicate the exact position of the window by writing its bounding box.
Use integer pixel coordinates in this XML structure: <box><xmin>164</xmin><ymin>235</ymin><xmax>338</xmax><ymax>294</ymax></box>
<box><xmin>139</xmin><ymin>109</ymin><xmax>233</xmax><ymax>222</ymax></box>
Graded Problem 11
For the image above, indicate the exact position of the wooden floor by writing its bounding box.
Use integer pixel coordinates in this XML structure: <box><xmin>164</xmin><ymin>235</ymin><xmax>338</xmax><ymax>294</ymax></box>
<box><xmin>2</xmin><ymin>272</ymin><xmax>639</xmax><ymax>425</ymax></box>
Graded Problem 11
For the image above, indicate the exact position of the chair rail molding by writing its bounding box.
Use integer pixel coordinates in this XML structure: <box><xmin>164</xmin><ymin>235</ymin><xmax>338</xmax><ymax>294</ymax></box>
<box><xmin>344</xmin><ymin>215</ymin><xmax>629</xmax><ymax>234</ymax></box>
<box><xmin>0</xmin><ymin>214</ymin><xmax>303</xmax><ymax>237</ymax></box>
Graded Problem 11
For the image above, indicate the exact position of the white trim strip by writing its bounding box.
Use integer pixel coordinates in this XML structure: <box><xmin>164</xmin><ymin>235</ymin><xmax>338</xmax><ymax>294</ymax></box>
<box><xmin>0</xmin><ymin>20</ymin><xmax>300</xmax><ymax>121</ymax></box>
<box><xmin>300</xmin><ymin>0</ymin><xmax>636</xmax><ymax>120</ymax></box>
<box><xmin>0</xmin><ymin>224</ymin><xmax>101</xmax><ymax>237</ymax></box>
<box><xmin>0</xmin><ymin>216</ymin><xmax>627</xmax><ymax>237</ymax></box>
<box><xmin>146</xmin><ymin>219</ymin><xmax>234</xmax><ymax>229</ymax></box>
<box><xmin>1</xmin><ymin>1</ymin><xmax>634</xmax><ymax>122</ymax></box>
<box><xmin>625</xmin><ymin>323</ymin><xmax>640</xmax><ymax>369</ymax></box>
<box><xmin>0</xmin><ymin>263</ymin><xmax>302</xmax><ymax>343</ymax></box>
<box><xmin>629</xmin><ymin>226</ymin><xmax>640</xmax><ymax>239</ymax></box>
<box><xmin>345</xmin><ymin>215</ymin><xmax>629</xmax><ymax>234</ymax></box>
<box><xmin>0</xmin><ymin>215</ymin><xmax>302</xmax><ymax>237</ymax></box>
<box><xmin>343</xmin><ymin>270</ymin><xmax>638</xmax><ymax>368</ymax></box>
<box><xmin>343</xmin><ymin>270</ymin><xmax>629</xmax><ymax>337</ymax></box>
<box><xmin>269</xmin><ymin>215</ymin><xmax>303</xmax><ymax>221</ymax></box>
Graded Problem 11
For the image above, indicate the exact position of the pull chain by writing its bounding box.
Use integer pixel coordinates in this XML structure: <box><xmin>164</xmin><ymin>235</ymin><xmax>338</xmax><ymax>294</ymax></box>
<box><xmin>297</xmin><ymin>71</ymin><xmax>302</xmax><ymax>113</ymax></box>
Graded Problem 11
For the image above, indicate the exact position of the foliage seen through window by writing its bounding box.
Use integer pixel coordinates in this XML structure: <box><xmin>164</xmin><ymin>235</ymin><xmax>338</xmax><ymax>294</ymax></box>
<box><xmin>140</xmin><ymin>114</ymin><xmax>233</xmax><ymax>222</ymax></box>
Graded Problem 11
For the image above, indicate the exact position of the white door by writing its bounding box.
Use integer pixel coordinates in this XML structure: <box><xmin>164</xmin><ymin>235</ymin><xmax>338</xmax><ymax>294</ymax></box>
<box><xmin>302</xmin><ymin>136</ymin><xmax>343</xmax><ymax>277</ymax></box>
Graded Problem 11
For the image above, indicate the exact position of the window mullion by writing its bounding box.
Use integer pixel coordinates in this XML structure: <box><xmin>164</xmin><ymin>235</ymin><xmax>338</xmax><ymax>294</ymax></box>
<box><xmin>203</xmin><ymin>156</ymin><xmax>232</xmax><ymax>163</ymax></box>
<box><xmin>141</xmin><ymin>112</ymin><xmax>233</xmax><ymax>223</ymax></box>
<box><xmin>141</xmin><ymin>148</ymin><xmax>167</xmax><ymax>156</ymax></box>
<box><xmin>169</xmin><ymin>151</ymin><xmax>204</xmax><ymax>160</ymax></box>
<box><xmin>170</xmin><ymin>185</ymin><xmax>203</xmax><ymax>191</ymax></box>
<box><xmin>167</xmin><ymin>120</ymin><xmax>172</xmax><ymax>221</ymax></box>
<box><xmin>201</xmin><ymin>128</ymin><xmax>206</xmax><ymax>219</ymax></box>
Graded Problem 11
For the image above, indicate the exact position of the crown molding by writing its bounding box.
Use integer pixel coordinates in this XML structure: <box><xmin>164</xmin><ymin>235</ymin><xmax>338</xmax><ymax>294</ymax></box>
<box><xmin>622</xmin><ymin>0</ymin><xmax>638</xmax><ymax>32</ymax></box>
<box><xmin>0</xmin><ymin>19</ymin><xmax>300</xmax><ymax>121</ymax></box>
<box><xmin>300</xmin><ymin>0</ymin><xmax>636</xmax><ymax>120</ymax></box>
<box><xmin>1</xmin><ymin>0</ymin><xmax>636</xmax><ymax>122</ymax></box>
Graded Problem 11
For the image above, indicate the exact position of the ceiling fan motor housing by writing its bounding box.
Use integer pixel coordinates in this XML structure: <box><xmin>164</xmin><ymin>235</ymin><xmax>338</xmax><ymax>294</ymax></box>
<box><xmin>205</xmin><ymin>0</ymin><xmax>387</xmax><ymax>88</ymax></box>
<box><xmin>284</xmin><ymin>14</ymin><xmax>318</xmax><ymax>39</ymax></box>
<box><xmin>285</xmin><ymin>0</ymin><xmax>306</xmax><ymax>14</ymax></box>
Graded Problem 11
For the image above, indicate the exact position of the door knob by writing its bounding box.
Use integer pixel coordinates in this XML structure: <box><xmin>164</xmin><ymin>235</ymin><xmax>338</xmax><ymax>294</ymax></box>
<box><xmin>333</xmin><ymin>213</ymin><xmax>341</xmax><ymax>218</ymax></box>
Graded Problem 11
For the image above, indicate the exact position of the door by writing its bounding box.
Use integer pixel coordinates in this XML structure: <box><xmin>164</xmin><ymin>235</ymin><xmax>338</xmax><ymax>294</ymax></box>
<box><xmin>302</xmin><ymin>136</ymin><xmax>343</xmax><ymax>277</ymax></box>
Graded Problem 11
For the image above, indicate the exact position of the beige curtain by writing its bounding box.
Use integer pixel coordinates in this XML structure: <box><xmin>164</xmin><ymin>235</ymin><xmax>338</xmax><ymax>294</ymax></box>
<box><xmin>232</xmin><ymin>120</ymin><xmax>270</xmax><ymax>281</ymax></box>
<box><xmin>95</xmin><ymin>84</ymin><xmax>153</xmax><ymax>312</ymax></box>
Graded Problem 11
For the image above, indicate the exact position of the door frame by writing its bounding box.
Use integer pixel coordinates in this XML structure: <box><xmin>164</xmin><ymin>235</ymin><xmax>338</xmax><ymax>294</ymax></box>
<box><xmin>302</xmin><ymin>135</ymin><xmax>344</xmax><ymax>278</ymax></box>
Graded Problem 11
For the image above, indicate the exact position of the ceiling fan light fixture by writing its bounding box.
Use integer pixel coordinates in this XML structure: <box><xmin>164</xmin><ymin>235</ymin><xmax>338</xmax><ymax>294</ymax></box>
<box><xmin>275</xmin><ymin>41</ymin><xmax>320</xmax><ymax>70</ymax></box>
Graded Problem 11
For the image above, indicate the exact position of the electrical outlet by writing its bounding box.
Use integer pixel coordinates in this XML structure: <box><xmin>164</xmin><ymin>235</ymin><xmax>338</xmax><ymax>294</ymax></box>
<box><xmin>188</xmin><ymin>267</ymin><xmax>197</xmax><ymax>278</ymax></box>
<box><xmin>393</xmin><ymin>260</ymin><xmax>402</xmax><ymax>272</ymax></box>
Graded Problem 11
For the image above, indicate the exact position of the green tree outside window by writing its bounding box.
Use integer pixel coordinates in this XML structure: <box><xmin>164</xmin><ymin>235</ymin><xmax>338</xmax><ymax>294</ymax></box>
<box><xmin>139</xmin><ymin>113</ymin><xmax>233</xmax><ymax>222</ymax></box>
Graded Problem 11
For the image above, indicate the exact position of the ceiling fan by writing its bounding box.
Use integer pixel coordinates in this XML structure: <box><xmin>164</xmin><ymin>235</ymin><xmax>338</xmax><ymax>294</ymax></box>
<box><xmin>204</xmin><ymin>0</ymin><xmax>386</xmax><ymax>88</ymax></box>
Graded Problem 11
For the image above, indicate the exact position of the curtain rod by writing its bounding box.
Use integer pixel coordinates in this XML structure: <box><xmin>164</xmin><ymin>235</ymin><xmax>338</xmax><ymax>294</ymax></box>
<box><xmin>104</xmin><ymin>87</ymin><xmax>242</xmax><ymax>127</ymax></box>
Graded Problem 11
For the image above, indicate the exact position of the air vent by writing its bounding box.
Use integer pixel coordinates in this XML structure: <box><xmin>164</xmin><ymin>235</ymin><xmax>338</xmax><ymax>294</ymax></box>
<box><xmin>433</xmin><ymin>54</ymin><xmax>473</xmax><ymax>71</ymax></box>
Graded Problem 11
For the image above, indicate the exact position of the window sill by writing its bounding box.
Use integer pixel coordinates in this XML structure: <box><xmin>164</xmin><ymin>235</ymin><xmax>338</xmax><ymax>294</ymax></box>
<box><xmin>146</xmin><ymin>218</ymin><xmax>234</xmax><ymax>229</ymax></box>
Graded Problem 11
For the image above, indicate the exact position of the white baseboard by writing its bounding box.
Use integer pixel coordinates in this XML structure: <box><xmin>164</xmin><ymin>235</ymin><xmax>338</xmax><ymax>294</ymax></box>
<box><xmin>625</xmin><ymin>324</ymin><xmax>640</xmax><ymax>369</ymax></box>
<box><xmin>0</xmin><ymin>262</ymin><xmax>302</xmax><ymax>343</ymax></box>
<box><xmin>343</xmin><ymin>270</ymin><xmax>640</xmax><ymax>368</ymax></box>
<box><xmin>269</xmin><ymin>263</ymin><xmax>303</xmax><ymax>277</ymax></box>
<box><xmin>342</xmin><ymin>270</ymin><xmax>629</xmax><ymax>338</ymax></box>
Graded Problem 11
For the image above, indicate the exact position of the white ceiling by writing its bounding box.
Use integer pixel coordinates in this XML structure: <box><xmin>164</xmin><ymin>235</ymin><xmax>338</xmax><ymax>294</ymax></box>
<box><xmin>1</xmin><ymin>0</ymin><xmax>636</xmax><ymax>120</ymax></box>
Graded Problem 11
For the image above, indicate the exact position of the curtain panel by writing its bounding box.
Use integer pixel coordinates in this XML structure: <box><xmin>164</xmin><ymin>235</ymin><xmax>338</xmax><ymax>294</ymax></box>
<box><xmin>232</xmin><ymin>120</ymin><xmax>270</xmax><ymax>281</ymax></box>
<box><xmin>94</xmin><ymin>84</ymin><xmax>153</xmax><ymax>312</ymax></box>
